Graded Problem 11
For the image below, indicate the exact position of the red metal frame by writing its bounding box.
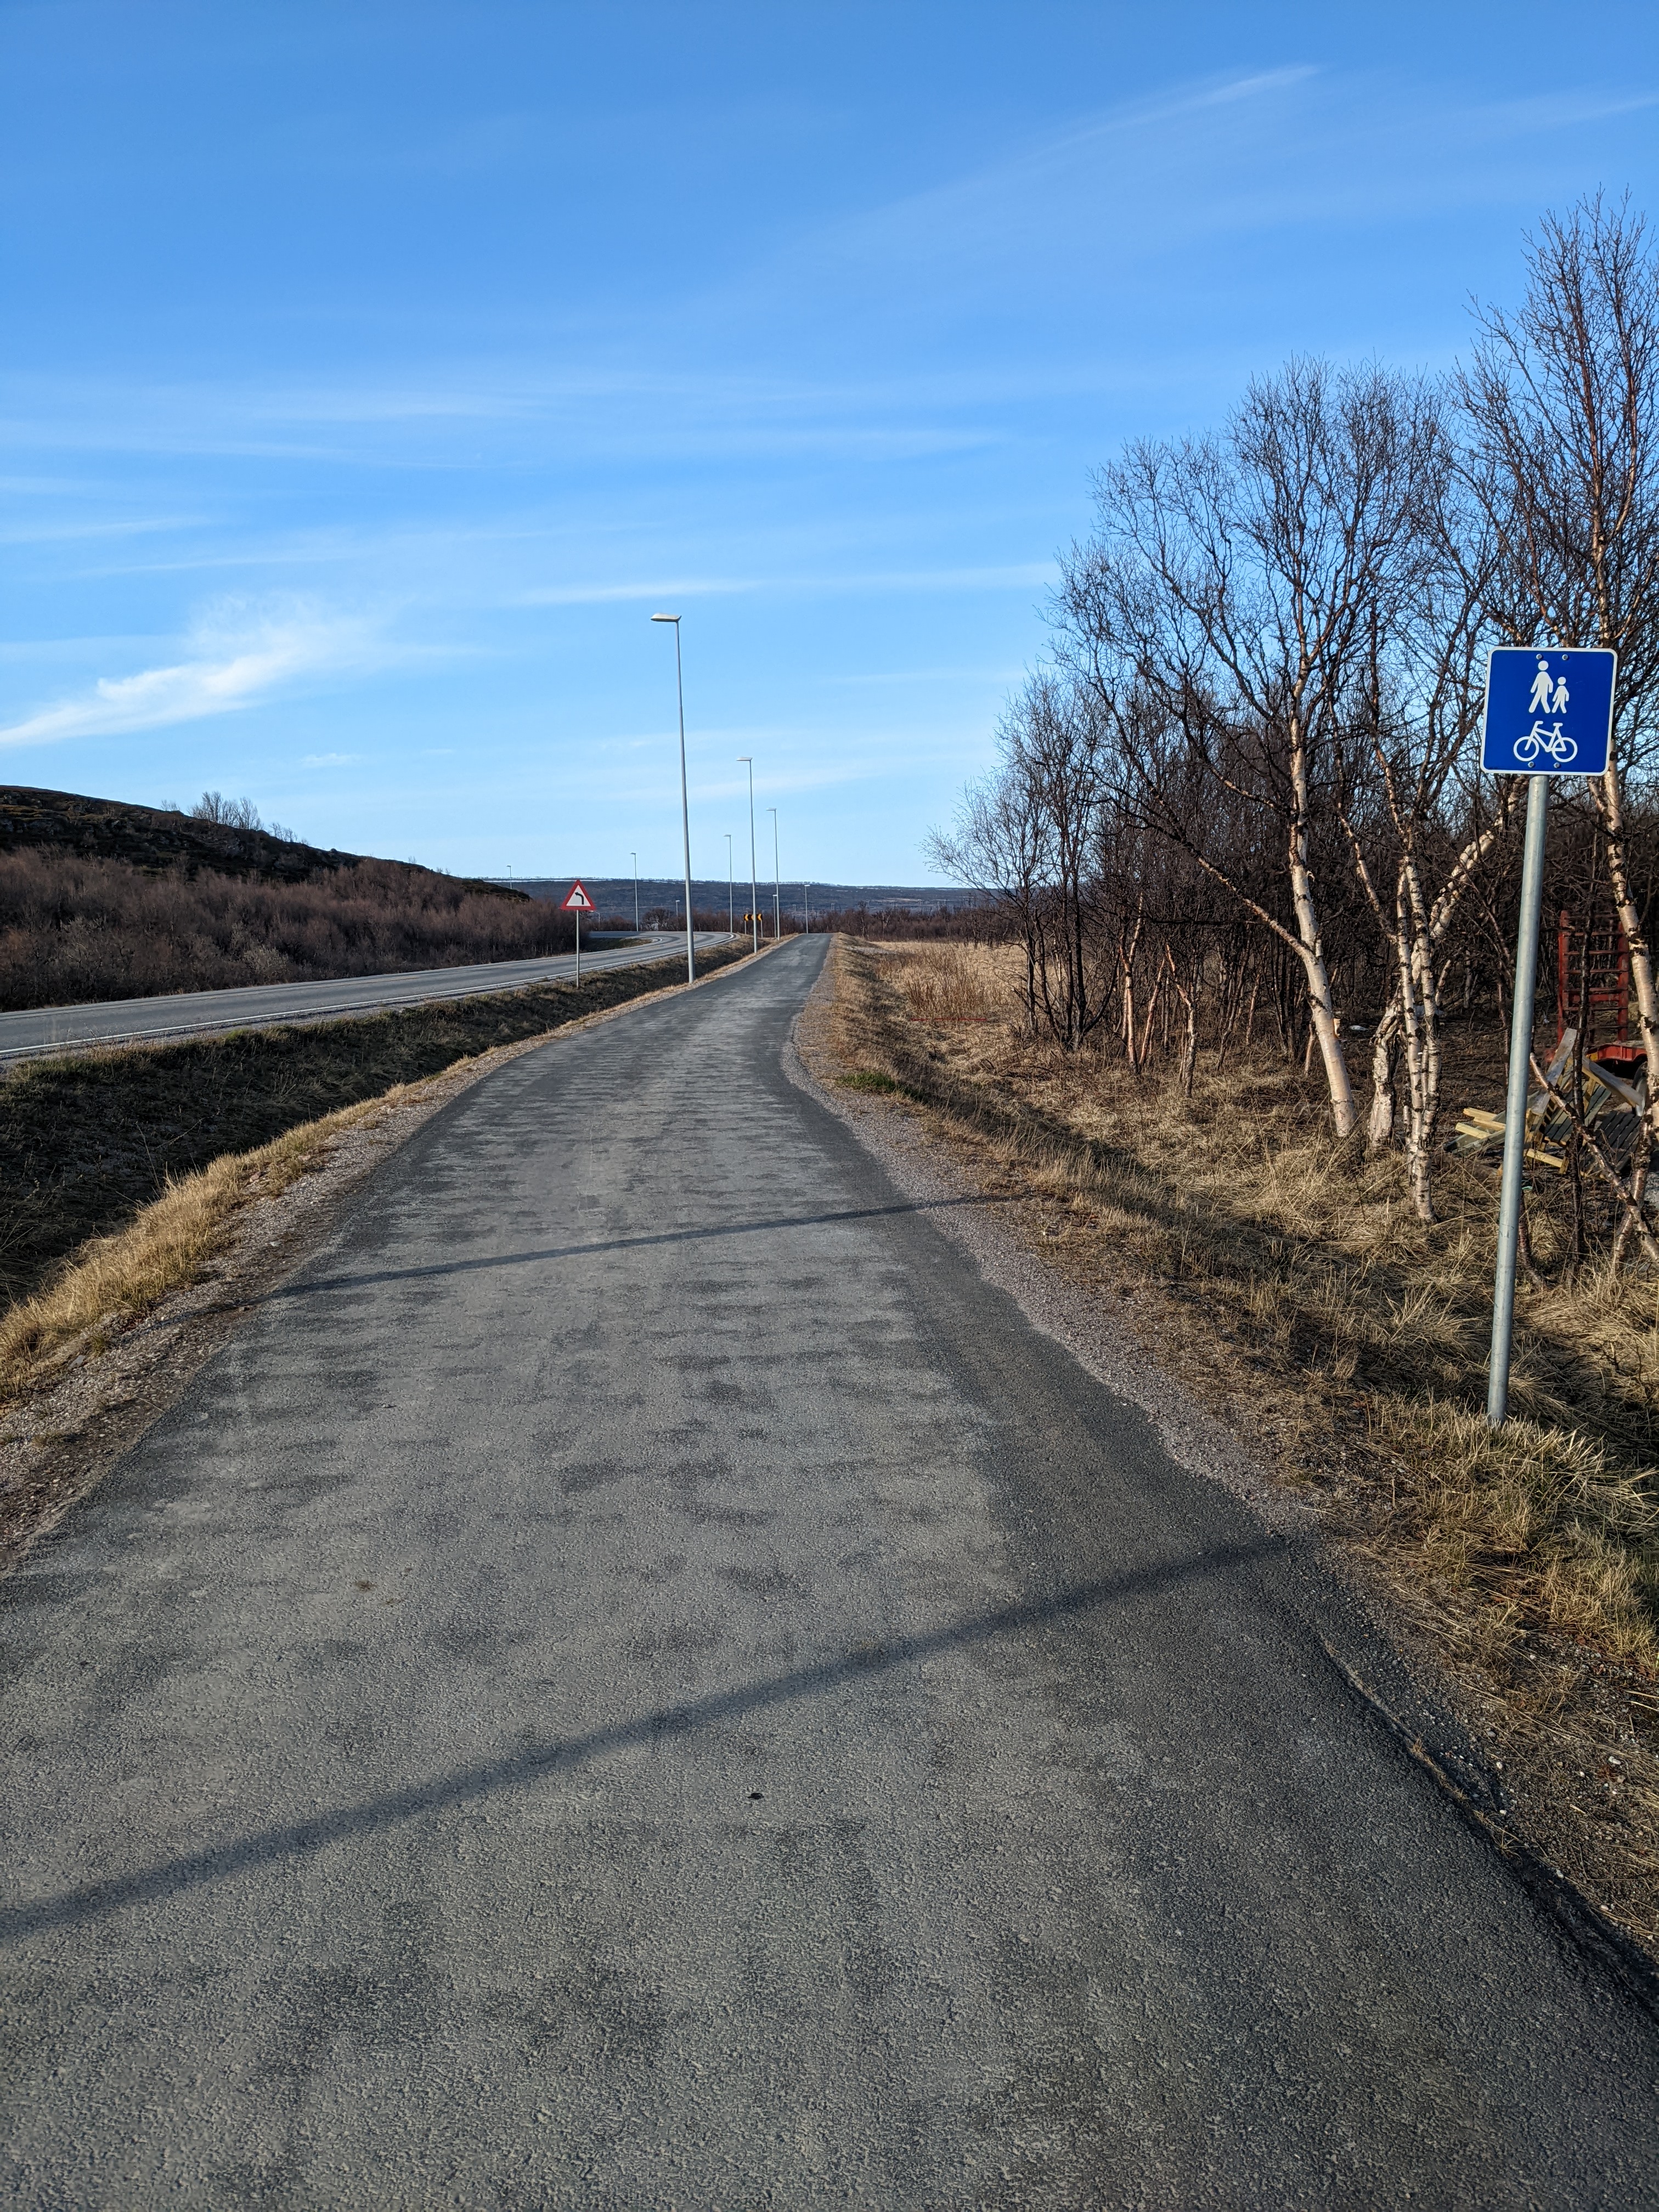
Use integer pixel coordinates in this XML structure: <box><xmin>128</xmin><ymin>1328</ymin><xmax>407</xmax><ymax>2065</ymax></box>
<box><xmin>1556</xmin><ymin>906</ymin><xmax>1632</xmax><ymax>1054</ymax></box>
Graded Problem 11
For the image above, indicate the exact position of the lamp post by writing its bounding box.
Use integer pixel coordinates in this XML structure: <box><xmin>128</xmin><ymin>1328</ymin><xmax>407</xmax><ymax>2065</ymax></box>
<box><xmin>737</xmin><ymin>757</ymin><xmax>758</xmax><ymax>952</ymax></box>
<box><xmin>725</xmin><ymin>833</ymin><xmax>734</xmax><ymax>937</ymax></box>
<box><xmin>804</xmin><ymin>884</ymin><xmax>811</xmax><ymax>936</ymax></box>
<box><xmin>766</xmin><ymin>807</ymin><xmax>780</xmax><ymax>941</ymax></box>
<box><xmin>630</xmin><ymin>850</ymin><xmax>639</xmax><ymax>935</ymax></box>
<box><xmin>650</xmin><ymin>614</ymin><xmax>695</xmax><ymax>984</ymax></box>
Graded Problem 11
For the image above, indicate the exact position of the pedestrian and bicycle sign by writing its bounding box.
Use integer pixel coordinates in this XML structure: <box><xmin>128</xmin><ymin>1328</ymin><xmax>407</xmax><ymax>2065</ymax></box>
<box><xmin>1484</xmin><ymin>642</ymin><xmax>1621</xmax><ymax>1432</ymax></box>
<box><xmin>1481</xmin><ymin>646</ymin><xmax>1616</xmax><ymax>777</ymax></box>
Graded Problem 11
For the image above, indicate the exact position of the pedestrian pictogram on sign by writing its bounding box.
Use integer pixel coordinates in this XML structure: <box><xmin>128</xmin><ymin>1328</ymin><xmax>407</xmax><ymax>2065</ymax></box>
<box><xmin>1481</xmin><ymin>647</ymin><xmax>1617</xmax><ymax>777</ymax></box>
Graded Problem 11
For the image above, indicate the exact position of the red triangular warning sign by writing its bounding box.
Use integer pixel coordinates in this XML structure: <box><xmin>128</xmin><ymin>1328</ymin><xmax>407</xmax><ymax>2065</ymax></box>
<box><xmin>561</xmin><ymin>881</ymin><xmax>595</xmax><ymax>911</ymax></box>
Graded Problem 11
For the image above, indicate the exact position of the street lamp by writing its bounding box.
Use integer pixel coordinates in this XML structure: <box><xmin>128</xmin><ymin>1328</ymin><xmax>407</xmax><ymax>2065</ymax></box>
<box><xmin>766</xmin><ymin>807</ymin><xmax>780</xmax><ymax>941</ymax></box>
<box><xmin>630</xmin><ymin>850</ymin><xmax>639</xmax><ymax>935</ymax></box>
<box><xmin>650</xmin><ymin>615</ymin><xmax>695</xmax><ymax>984</ymax></box>
<box><xmin>804</xmin><ymin>883</ymin><xmax>811</xmax><ymax>936</ymax></box>
<box><xmin>737</xmin><ymin>757</ymin><xmax>758</xmax><ymax>952</ymax></box>
<box><xmin>725</xmin><ymin>833</ymin><xmax>734</xmax><ymax>937</ymax></box>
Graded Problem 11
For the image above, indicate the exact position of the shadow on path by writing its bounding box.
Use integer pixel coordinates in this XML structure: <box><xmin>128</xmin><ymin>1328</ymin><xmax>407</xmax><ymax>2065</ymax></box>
<box><xmin>0</xmin><ymin>1537</ymin><xmax>1272</xmax><ymax>1946</ymax></box>
<box><xmin>267</xmin><ymin>1195</ymin><xmax>1008</xmax><ymax>1300</ymax></box>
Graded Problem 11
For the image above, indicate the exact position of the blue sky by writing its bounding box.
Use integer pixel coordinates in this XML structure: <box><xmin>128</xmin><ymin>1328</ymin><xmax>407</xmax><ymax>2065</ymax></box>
<box><xmin>3</xmin><ymin>2</ymin><xmax>1658</xmax><ymax>886</ymax></box>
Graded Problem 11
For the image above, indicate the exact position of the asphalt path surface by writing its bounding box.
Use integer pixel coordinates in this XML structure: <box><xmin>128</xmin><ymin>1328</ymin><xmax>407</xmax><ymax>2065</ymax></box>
<box><xmin>1</xmin><ymin>936</ymin><xmax>1655</xmax><ymax>2205</ymax></box>
<box><xmin>0</xmin><ymin>930</ymin><xmax>724</xmax><ymax>1063</ymax></box>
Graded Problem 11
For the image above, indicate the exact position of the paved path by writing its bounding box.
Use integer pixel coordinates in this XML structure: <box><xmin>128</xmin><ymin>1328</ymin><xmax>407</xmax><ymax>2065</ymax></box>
<box><xmin>1</xmin><ymin>937</ymin><xmax>1655</xmax><ymax>2206</ymax></box>
<box><xmin>0</xmin><ymin>932</ymin><xmax>726</xmax><ymax>1063</ymax></box>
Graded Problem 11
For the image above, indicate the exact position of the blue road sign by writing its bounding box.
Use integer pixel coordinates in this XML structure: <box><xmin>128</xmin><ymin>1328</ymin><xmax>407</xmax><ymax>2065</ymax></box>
<box><xmin>1481</xmin><ymin>645</ymin><xmax>1616</xmax><ymax>776</ymax></box>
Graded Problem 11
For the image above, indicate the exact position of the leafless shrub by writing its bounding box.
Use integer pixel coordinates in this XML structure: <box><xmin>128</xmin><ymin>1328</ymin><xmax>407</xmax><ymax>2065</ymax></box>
<box><xmin>927</xmin><ymin>193</ymin><xmax>1659</xmax><ymax>1260</ymax></box>
<box><xmin>0</xmin><ymin>849</ymin><xmax>577</xmax><ymax>1010</ymax></box>
<box><xmin>190</xmin><ymin>791</ymin><xmax>266</xmax><ymax>830</ymax></box>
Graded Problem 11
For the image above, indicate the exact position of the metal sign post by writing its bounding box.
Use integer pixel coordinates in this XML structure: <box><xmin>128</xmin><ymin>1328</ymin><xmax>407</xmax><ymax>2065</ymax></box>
<box><xmin>1482</xmin><ymin>647</ymin><xmax>1617</xmax><ymax>1427</ymax></box>
<box><xmin>561</xmin><ymin>879</ymin><xmax>595</xmax><ymax>985</ymax></box>
<box><xmin>650</xmin><ymin>613</ymin><xmax>696</xmax><ymax>984</ymax></box>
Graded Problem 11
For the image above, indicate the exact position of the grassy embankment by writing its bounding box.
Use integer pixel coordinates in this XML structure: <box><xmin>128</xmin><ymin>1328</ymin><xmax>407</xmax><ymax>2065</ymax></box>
<box><xmin>0</xmin><ymin>944</ymin><xmax>747</xmax><ymax>1403</ymax></box>
<box><xmin>828</xmin><ymin>935</ymin><xmax>1659</xmax><ymax>1942</ymax></box>
<box><xmin>0</xmin><ymin>782</ymin><xmax>582</xmax><ymax>1008</ymax></box>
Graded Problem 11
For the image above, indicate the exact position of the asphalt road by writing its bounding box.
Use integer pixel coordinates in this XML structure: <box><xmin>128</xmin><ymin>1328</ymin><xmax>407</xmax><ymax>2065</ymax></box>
<box><xmin>1</xmin><ymin>936</ymin><xmax>1655</xmax><ymax>2206</ymax></box>
<box><xmin>0</xmin><ymin>930</ymin><xmax>725</xmax><ymax>1063</ymax></box>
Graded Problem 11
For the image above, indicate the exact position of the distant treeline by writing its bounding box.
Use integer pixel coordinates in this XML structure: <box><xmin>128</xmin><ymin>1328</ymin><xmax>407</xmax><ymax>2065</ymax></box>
<box><xmin>792</xmin><ymin>905</ymin><xmax>1008</xmax><ymax>942</ymax></box>
<box><xmin>628</xmin><ymin>902</ymin><xmax>998</xmax><ymax>941</ymax></box>
<box><xmin>0</xmin><ymin>849</ymin><xmax>578</xmax><ymax>1010</ymax></box>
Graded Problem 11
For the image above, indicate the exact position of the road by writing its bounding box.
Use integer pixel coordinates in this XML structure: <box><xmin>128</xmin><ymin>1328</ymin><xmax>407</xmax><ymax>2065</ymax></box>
<box><xmin>1</xmin><ymin>936</ymin><xmax>1655</xmax><ymax>2206</ymax></box>
<box><xmin>0</xmin><ymin>931</ymin><xmax>726</xmax><ymax>1064</ymax></box>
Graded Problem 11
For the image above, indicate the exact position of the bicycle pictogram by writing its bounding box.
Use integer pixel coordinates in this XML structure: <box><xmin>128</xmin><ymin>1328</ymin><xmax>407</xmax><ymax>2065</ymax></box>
<box><xmin>1483</xmin><ymin>649</ymin><xmax>1612</xmax><ymax>776</ymax></box>
<box><xmin>1512</xmin><ymin>720</ymin><xmax>1578</xmax><ymax>767</ymax></box>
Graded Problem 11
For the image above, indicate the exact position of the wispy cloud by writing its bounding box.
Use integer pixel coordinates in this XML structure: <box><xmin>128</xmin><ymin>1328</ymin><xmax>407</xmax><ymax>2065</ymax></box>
<box><xmin>0</xmin><ymin>633</ymin><xmax>168</xmax><ymax>667</ymax></box>
<box><xmin>0</xmin><ymin>365</ymin><xmax>1001</xmax><ymax>471</ymax></box>
<box><xmin>519</xmin><ymin>575</ymin><xmax>758</xmax><ymax>608</ymax></box>
<box><xmin>0</xmin><ymin>512</ymin><xmax>207</xmax><ymax>548</ymax></box>
<box><xmin>0</xmin><ymin>600</ymin><xmax>383</xmax><ymax>748</ymax></box>
<box><xmin>762</xmin><ymin>69</ymin><xmax>1322</xmax><ymax>296</ymax></box>
<box><xmin>754</xmin><ymin>64</ymin><xmax>1659</xmax><ymax>330</ymax></box>
<box><xmin>826</xmin><ymin>664</ymin><xmax>1025</xmax><ymax>687</ymax></box>
<box><xmin>518</xmin><ymin>562</ymin><xmax>1050</xmax><ymax>608</ymax></box>
<box><xmin>302</xmin><ymin>751</ymin><xmax>364</xmax><ymax>768</ymax></box>
<box><xmin>825</xmin><ymin>563</ymin><xmax>1051</xmax><ymax>594</ymax></box>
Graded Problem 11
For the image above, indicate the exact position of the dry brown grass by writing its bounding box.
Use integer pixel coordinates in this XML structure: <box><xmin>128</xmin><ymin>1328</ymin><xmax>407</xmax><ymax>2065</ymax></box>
<box><xmin>896</xmin><ymin>943</ymin><xmax>1006</xmax><ymax>1025</ymax></box>
<box><xmin>842</xmin><ymin>935</ymin><xmax>1659</xmax><ymax>1665</ymax></box>
<box><xmin>831</xmin><ymin>934</ymin><xmax>1659</xmax><ymax>1941</ymax></box>
<box><xmin>0</xmin><ymin>1092</ymin><xmax>396</xmax><ymax>1406</ymax></box>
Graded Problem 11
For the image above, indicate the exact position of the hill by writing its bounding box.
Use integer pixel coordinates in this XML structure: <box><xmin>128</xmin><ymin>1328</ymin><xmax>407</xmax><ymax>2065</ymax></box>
<box><xmin>0</xmin><ymin>784</ymin><xmax>516</xmax><ymax>896</ymax></box>
<box><xmin>496</xmin><ymin>876</ymin><xmax>988</xmax><ymax>926</ymax></box>
<box><xmin>0</xmin><ymin>786</ymin><xmax>578</xmax><ymax>1013</ymax></box>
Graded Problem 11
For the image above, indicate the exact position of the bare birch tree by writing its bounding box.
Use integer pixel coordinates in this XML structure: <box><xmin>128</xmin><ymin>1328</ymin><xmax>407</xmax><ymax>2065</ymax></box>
<box><xmin>1059</xmin><ymin>360</ymin><xmax>1441</xmax><ymax>1136</ymax></box>
<box><xmin>926</xmin><ymin>720</ymin><xmax>1047</xmax><ymax>1032</ymax></box>
<box><xmin>1333</xmin><ymin>482</ymin><xmax>1521</xmax><ymax>1217</ymax></box>
<box><xmin>1460</xmin><ymin>194</ymin><xmax>1659</xmax><ymax>1243</ymax></box>
<box><xmin>929</xmin><ymin>675</ymin><xmax>1117</xmax><ymax>1049</ymax></box>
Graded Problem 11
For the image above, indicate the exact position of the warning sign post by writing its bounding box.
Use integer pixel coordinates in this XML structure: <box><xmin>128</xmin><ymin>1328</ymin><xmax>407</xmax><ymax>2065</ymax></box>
<box><xmin>561</xmin><ymin>881</ymin><xmax>595</xmax><ymax>982</ymax></box>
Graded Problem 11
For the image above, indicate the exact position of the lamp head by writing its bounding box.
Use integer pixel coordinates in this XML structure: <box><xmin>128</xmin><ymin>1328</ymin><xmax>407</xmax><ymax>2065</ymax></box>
<box><xmin>650</xmin><ymin>612</ymin><xmax>680</xmax><ymax>624</ymax></box>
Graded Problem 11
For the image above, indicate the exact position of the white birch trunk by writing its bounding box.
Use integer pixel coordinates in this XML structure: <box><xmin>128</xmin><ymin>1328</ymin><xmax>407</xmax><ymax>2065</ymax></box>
<box><xmin>1288</xmin><ymin>726</ymin><xmax>1357</xmax><ymax>1136</ymax></box>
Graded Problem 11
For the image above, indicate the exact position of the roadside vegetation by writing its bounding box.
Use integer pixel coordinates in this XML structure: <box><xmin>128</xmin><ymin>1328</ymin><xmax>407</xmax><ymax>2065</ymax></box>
<box><xmin>798</xmin><ymin>903</ymin><xmax>991</xmax><ymax>941</ymax></box>
<box><xmin>934</xmin><ymin>196</ymin><xmax>1659</xmax><ymax>1258</ymax></box>
<box><xmin>0</xmin><ymin>785</ymin><xmax>577</xmax><ymax>1009</ymax></box>
<box><xmin>829</xmin><ymin>933</ymin><xmax>1659</xmax><ymax>1945</ymax></box>
<box><xmin>882</xmin><ymin>190</ymin><xmax>1659</xmax><ymax>1952</ymax></box>
<box><xmin>0</xmin><ymin>1094</ymin><xmax>392</xmax><ymax>1412</ymax></box>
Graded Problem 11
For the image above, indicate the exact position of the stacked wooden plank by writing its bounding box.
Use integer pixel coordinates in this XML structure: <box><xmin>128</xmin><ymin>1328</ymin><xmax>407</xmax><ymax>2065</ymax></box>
<box><xmin>1451</xmin><ymin>1029</ymin><xmax>1646</xmax><ymax>1172</ymax></box>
